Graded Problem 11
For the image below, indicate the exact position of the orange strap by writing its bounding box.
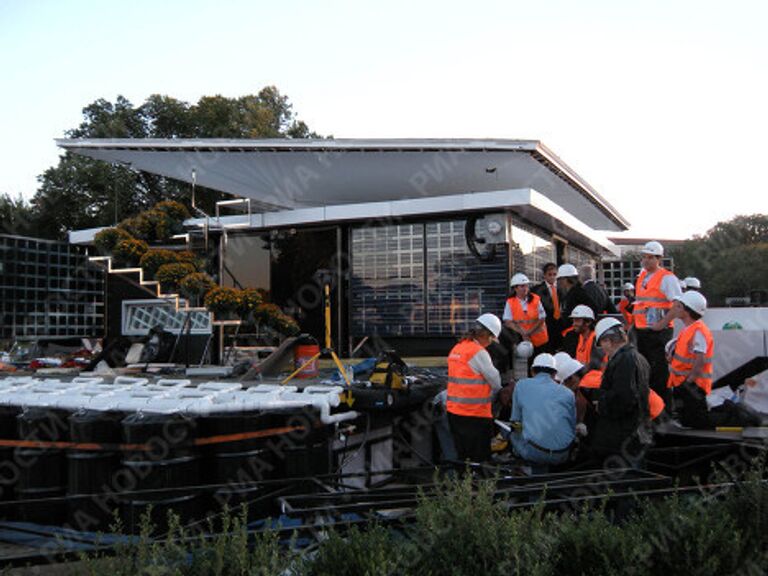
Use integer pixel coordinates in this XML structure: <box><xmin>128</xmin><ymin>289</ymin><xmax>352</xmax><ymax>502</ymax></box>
<box><xmin>0</xmin><ymin>425</ymin><xmax>305</xmax><ymax>452</ymax></box>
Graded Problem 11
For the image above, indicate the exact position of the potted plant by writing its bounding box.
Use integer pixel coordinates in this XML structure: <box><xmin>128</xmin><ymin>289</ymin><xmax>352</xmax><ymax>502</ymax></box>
<box><xmin>180</xmin><ymin>272</ymin><xmax>216</xmax><ymax>306</ymax></box>
<box><xmin>139</xmin><ymin>249</ymin><xmax>179</xmax><ymax>279</ymax></box>
<box><xmin>237</xmin><ymin>288</ymin><xmax>264</xmax><ymax>322</ymax></box>
<box><xmin>94</xmin><ymin>227</ymin><xmax>133</xmax><ymax>256</ymax></box>
<box><xmin>204</xmin><ymin>286</ymin><xmax>242</xmax><ymax>320</ymax></box>
<box><xmin>156</xmin><ymin>262</ymin><xmax>196</xmax><ymax>293</ymax></box>
<box><xmin>112</xmin><ymin>238</ymin><xmax>149</xmax><ymax>267</ymax></box>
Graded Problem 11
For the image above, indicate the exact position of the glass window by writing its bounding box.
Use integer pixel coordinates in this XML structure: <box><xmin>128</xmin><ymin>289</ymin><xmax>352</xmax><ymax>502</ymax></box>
<box><xmin>509</xmin><ymin>219</ymin><xmax>555</xmax><ymax>282</ymax></box>
<box><xmin>349</xmin><ymin>218</ymin><xmax>509</xmax><ymax>337</ymax></box>
<box><xmin>350</xmin><ymin>224</ymin><xmax>425</xmax><ymax>337</ymax></box>
<box><xmin>426</xmin><ymin>220</ymin><xmax>508</xmax><ymax>336</ymax></box>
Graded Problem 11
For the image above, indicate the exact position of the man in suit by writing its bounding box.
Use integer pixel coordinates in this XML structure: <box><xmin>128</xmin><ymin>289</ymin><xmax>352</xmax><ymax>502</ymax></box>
<box><xmin>532</xmin><ymin>262</ymin><xmax>562</xmax><ymax>353</ymax></box>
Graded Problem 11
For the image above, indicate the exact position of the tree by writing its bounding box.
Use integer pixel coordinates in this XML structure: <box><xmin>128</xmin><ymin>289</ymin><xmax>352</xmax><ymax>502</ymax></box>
<box><xmin>22</xmin><ymin>86</ymin><xmax>320</xmax><ymax>239</ymax></box>
<box><xmin>668</xmin><ymin>214</ymin><xmax>768</xmax><ymax>305</ymax></box>
<box><xmin>0</xmin><ymin>194</ymin><xmax>37</xmax><ymax>237</ymax></box>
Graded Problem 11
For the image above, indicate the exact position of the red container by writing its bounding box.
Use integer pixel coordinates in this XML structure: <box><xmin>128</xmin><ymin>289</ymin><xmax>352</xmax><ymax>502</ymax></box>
<box><xmin>293</xmin><ymin>343</ymin><xmax>320</xmax><ymax>378</ymax></box>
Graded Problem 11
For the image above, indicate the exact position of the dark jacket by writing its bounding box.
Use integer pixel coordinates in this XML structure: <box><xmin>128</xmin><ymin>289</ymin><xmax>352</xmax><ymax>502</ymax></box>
<box><xmin>591</xmin><ymin>343</ymin><xmax>652</xmax><ymax>455</ymax></box>
<box><xmin>583</xmin><ymin>280</ymin><xmax>618</xmax><ymax>315</ymax></box>
<box><xmin>532</xmin><ymin>281</ymin><xmax>563</xmax><ymax>348</ymax></box>
<box><xmin>561</xmin><ymin>282</ymin><xmax>599</xmax><ymax>319</ymax></box>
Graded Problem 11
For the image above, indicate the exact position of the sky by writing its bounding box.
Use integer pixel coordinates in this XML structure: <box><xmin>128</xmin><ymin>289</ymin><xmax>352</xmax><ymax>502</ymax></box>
<box><xmin>0</xmin><ymin>0</ymin><xmax>766</xmax><ymax>239</ymax></box>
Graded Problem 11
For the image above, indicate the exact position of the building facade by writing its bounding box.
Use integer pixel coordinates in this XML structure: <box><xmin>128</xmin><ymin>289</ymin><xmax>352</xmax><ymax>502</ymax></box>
<box><xmin>0</xmin><ymin>234</ymin><xmax>104</xmax><ymax>342</ymax></box>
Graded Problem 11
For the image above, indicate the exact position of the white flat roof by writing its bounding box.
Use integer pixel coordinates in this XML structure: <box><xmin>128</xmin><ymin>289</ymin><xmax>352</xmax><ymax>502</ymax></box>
<box><xmin>57</xmin><ymin>138</ymin><xmax>629</xmax><ymax>232</ymax></box>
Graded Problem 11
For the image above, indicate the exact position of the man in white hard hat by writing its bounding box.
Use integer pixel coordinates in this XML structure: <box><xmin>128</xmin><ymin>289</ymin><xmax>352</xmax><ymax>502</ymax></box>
<box><xmin>567</xmin><ymin>305</ymin><xmax>602</xmax><ymax>370</ymax></box>
<box><xmin>446</xmin><ymin>313</ymin><xmax>503</xmax><ymax>462</ymax></box>
<box><xmin>532</xmin><ymin>262</ymin><xmax>563</xmax><ymax>352</ymax></box>
<box><xmin>557</xmin><ymin>263</ymin><xmax>599</xmax><ymax>319</ymax></box>
<box><xmin>590</xmin><ymin>318</ymin><xmax>652</xmax><ymax>465</ymax></box>
<box><xmin>506</xmin><ymin>353</ymin><xmax>576</xmax><ymax>466</ymax></box>
<box><xmin>666</xmin><ymin>291</ymin><xmax>713</xmax><ymax>428</ymax></box>
<box><xmin>682</xmin><ymin>277</ymin><xmax>702</xmax><ymax>293</ymax></box>
<box><xmin>618</xmin><ymin>282</ymin><xmax>635</xmax><ymax>328</ymax></box>
<box><xmin>633</xmin><ymin>241</ymin><xmax>682</xmax><ymax>405</ymax></box>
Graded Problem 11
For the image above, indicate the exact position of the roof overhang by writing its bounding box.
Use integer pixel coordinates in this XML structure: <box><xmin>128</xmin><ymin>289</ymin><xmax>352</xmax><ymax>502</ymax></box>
<box><xmin>56</xmin><ymin>138</ymin><xmax>629</xmax><ymax>232</ymax></box>
<box><xmin>187</xmin><ymin>188</ymin><xmax>618</xmax><ymax>256</ymax></box>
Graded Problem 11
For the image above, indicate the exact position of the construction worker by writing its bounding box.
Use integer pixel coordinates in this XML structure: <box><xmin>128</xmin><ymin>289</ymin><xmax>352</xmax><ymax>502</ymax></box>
<box><xmin>508</xmin><ymin>353</ymin><xmax>576</xmax><ymax>466</ymax></box>
<box><xmin>579</xmin><ymin>264</ymin><xmax>618</xmax><ymax>315</ymax></box>
<box><xmin>618</xmin><ymin>282</ymin><xmax>635</xmax><ymax>328</ymax></box>
<box><xmin>532</xmin><ymin>262</ymin><xmax>562</xmax><ymax>352</ymax></box>
<box><xmin>666</xmin><ymin>291</ymin><xmax>713</xmax><ymax>428</ymax></box>
<box><xmin>556</xmin><ymin>263</ymin><xmax>599</xmax><ymax>319</ymax></box>
<box><xmin>682</xmin><ymin>277</ymin><xmax>702</xmax><ymax>293</ymax></box>
<box><xmin>568</xmin><ymin>305</ymin><xmax>602</xmax><ymax>370</ymax></box>
<box><xmin>503</xmin><ymin>273</ymin><xmax>549</xmax><ymax>355</ymax></box>
<box><xmin>446</xmin><ymin>313</ymin><xmax>502</xmax><ymax>462</ymax></box>
<box><xmin>590</xmin><ymin>318</ymin><xmax>652</xmax><ymax>466</ymax></box>
<box><xmin>632</xmin><ymin>241</ymin><xmax>682</xmax><ymax>405</ymax></box>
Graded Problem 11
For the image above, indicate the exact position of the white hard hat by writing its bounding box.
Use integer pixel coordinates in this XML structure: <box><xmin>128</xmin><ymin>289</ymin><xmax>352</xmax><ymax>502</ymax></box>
<box><xmin>570</xmin><ymin>304</ymin><xmax>595</xmax><ymax>320</ymax></box>
<box><xmin>532</xmin><ymin>353</ymin><xmax>557</xmax><ymax>371</ymax></box>
<box><xmin>683</xmin><ymin>277</ymin><xmax>701</xmax><ymax>290</ymax></box>
<box><xmin>640</xmin><ymin>241</ymin><xmax>664</xmax><ymax>257</ymax></box>
<box><xmin>476</xmin><ymin>313</ymin><xmax>502</xmax><ymax>338</ymax></box>
<box><xmin>556</xmin><ymin>263</ymin><xmax>578</xmax><ymax>279</ymax></box>
<box><xmin>595</xmin><ymin>317</ymin><xmax>623</xmax><ymax>342</ymax></box>
<box><xmin>515</xmin><ymin>340</ymin><xmax>534</xmax><ymax>359</ymax></box>
<box><xmin>509</xmin><ymin>273</ymin><xmax>531</xmax><ymax>287</ymax></box>
<box><xmin>676</xmin><ymin>290</ymin><xmax>707</xmax><ymax>315</ymax></box>
<box><xmin>557</xmin><ymin>357</ymin><xmax>584</xmax><ymax>383</ymax></box>
<box><xmin>623</xmin><ymin>282</ymin><xmax>635</xmax><ymax>291</ymax></box>
<box><xmin>553</xmin><ymin>351</ymin><xmax>572</xmax><ymax>365</ymax></box>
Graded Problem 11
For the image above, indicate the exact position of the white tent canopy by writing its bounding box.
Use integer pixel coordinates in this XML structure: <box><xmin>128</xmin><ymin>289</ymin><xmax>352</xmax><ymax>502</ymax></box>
<box><xmin>56</xmin><ymin>138</ymin><xmax>629</xmax><ymax>232</ymax></box>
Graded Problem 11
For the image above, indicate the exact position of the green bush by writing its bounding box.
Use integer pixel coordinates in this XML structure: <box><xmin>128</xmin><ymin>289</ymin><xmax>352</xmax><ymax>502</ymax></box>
<box><xmin>139</xmin><ymin>249</ymin><xmax>180</xmax><ymax>279</ymax></box>
<box><xmin>302</xmin><ymin>524</ymin><xmax>401</xmax><ymax>576</ymax></box>
<box><xmin>156</xmin><ymin>262</ymin><xmax>196</xmax><ymax>291</ymax></box>
<box><xmin>94</xmin><ymin>227</ymin><xmax>133</xmax><ymax>255</ymax></box>
<box><xmin>411</xmin><ymin>475</ymin><xmax>555</xmax><ymax>576</ymax></box>
<box><xmin>112</xmin><ymin>238</ymin><xmax>149</xmax><ymax>267</ymax></box>
<box><xmin>551</xmin><ymin>506</ymin><xmax>628</xmax><ymax>576</ymax></box>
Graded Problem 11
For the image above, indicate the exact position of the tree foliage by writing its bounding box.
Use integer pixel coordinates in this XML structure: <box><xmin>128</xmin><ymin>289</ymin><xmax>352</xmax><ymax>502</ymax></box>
<box><xmin>0</xmin><ymin>194</ymin><xmax>37</xmax><ymax>236</ymax></box>
<box><xmin>668</xmin><ymin>214</ymin><xmax>768</xmax><ymax>305</ymax></box>
<box><xmin>3</xmin><ymin>87</ymin><xmax>319</xmax><ymax>239</ymax></box>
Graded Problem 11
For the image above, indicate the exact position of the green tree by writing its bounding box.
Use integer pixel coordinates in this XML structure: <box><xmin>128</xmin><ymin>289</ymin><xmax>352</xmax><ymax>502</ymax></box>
<box><xmin>0</xmin><ymin>193</ymin><xmax>37</xmax><ymax>236</ymax></box>
<box><xmin>669</xmin><ymin>214</ymin><xmax>768</xmax><ymax>305</ymax></box>
<box><xmin>29</xmin><ymin>87</ymin><xmax>320</xmax><ymax>239</ymax></box>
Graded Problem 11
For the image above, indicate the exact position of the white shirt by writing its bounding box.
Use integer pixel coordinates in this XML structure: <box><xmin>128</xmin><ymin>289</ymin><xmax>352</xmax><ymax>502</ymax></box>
<box><xmin>641</xmin><ymin>270</ymin><xmax>682</xmax><ymax>324</ymax></box>
<box><xmin>467</xmin><ymin>346</ymin><xmax>502</xmax><ymax>394</ymax></box>
<box><xmin>502</xmin><ymin>297</ymin><xmax>547</xmax><ymax>321</ymax></box>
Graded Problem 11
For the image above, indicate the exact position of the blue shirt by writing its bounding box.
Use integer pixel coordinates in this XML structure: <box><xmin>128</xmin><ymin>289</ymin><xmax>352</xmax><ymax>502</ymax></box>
<box><xmin>511</xmin><ymin>372</ymin><xmax>576</xmax><ymax>452</ymax></box>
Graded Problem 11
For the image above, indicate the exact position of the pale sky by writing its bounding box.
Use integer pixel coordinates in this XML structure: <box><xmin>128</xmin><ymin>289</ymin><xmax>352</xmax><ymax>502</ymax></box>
<box><xmin>0</xmin><ymin>0</ymin><xmax>765</xmax><ymax>239</ymax></box>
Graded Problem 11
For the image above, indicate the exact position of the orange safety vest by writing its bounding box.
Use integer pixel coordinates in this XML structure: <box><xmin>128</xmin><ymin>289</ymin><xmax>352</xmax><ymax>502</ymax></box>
<box><xmin>446</xmin><ymin>339</ymin><xmax>493</xmax><ymax>418</ymax></box>
<box><xmin>507</xmin><ymin>293</ymin><xmax>549</xmax><ymax>348</ymax></box>
<box><xmin>576</xmin><ymin>330</ymin><xmax>596</xmax><ymax>365</ymax></box>
<box><xmin>579</xmin><ymin>369</ymin><xmax>602</xmax><ymax>389</ymax></box>
<box><xmin>648</xmin><ymin>389</ymin><xmax>665</xmax><ymax>420</ymax></box>
<box><xmin>667</xmin><ymin>320</ymin><xmax>714</xmax><ymax>394</ymax></box>
<box><xmin>579</xmin><ymin>369</ymin><xmax>664</xmax><ymax>419</ymax></box>
<box><xmin>634</xmin><ymin>268</ymin><xmax>674</xmax><ymax>329</ymax></box>
<box><xmin>618</xmin><ymin>298</ymin><xmax>634</xmax><ymax>327</ymax></box>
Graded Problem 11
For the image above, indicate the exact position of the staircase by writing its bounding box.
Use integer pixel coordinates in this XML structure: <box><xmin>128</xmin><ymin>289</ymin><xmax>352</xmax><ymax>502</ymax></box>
<box><xmin>91</xmin><ymin>198</ymin><xmax>256</xmax><ymax>328</ymax></box>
